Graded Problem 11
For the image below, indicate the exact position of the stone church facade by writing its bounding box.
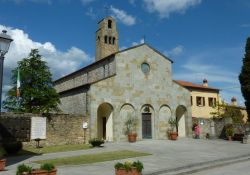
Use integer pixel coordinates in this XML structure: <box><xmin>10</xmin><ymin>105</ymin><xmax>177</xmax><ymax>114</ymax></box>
<box><xmin>54</xmin><ymin>16</ymin><xmax>192</xmax><ymax>141</ymax></box>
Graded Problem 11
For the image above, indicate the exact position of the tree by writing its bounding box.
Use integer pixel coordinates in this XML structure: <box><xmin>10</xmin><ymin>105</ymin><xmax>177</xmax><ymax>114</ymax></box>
<box><xmin>239</xmin><ymin>37</ymin><xmax>250</xmax><ymax>121</ymax></box>
<box><xmin>210</xmin><ymin>102</ymin><xmax>244</xmax><ymax>124</ymax></box>
<box><xmin>3</xmin><ymin>49</ymin><xmax>60</xmax><ymax>113</ymax></box>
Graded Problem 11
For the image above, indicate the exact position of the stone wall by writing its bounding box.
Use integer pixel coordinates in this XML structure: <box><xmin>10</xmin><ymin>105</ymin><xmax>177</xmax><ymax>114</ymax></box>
<box><xmin>54</xmin><ymin>57</ymin><xmax>115</xmax><ymax>93</ymax></box>
<box><xmin>0</xmin><ymin>113</ymin><xmax>89</xmax><ymax>146</ymax></box>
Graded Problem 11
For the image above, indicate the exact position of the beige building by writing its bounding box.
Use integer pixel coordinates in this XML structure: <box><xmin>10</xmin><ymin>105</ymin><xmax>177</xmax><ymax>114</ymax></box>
<box><xmin>175</xmin><ymin>79</ymin><xmax>220</xmax><ymax>119</ymax></box>
<box><xmin>54</xmin><ymin>16</ymin><xmax>193</xmax><ymax>141</ymax></box>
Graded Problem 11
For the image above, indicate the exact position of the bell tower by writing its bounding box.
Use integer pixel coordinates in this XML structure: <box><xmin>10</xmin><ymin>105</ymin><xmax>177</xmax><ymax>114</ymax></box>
<box><xmin>95</xmin><ymin>16</ymin><xmax>119</xmax><ymax>61</ymax></box>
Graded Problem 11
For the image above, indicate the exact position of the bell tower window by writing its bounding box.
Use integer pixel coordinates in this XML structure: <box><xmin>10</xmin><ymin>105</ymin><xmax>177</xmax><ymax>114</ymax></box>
<box><xmin>113</xmin><ymin>37</ymin><xmax>115</xmax><ymax>45</ymax></box>
<box><xmin>104</xmin><ymin>36</ymin><xmax>107</xmax><ymax>43</ymax></box>
<box><xmin>109</xmin><ymin>36</ymin><xmax>112</xmax><ymax>44</ymax></box>
<box><xmin>108</xmin><ymin>20</ymin><xmax>112</xmax><ymax>29</ymax></box>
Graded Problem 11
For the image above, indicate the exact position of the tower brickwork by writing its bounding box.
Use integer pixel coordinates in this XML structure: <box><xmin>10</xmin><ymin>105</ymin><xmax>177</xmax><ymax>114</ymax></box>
<box><xmin>95</xmin><ymin>16</ymin><xmax>119</xmax><ymax>61</ymax></box>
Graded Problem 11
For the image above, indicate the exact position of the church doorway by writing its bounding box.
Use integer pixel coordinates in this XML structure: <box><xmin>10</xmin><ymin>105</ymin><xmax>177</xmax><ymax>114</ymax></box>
<box><xmin>176</xmin><ymin>105</ymin><xmax>187</xmax><ymax>137</ymax></box>
<box><xmin>97</xmin><ymin>103</ymin><xmax>113</xmax><ymax>141</ymax></box>
<box><xmin>141</xmin><ymin>105</ymin><xmax>153</xmax><ymax>139</ymax></box>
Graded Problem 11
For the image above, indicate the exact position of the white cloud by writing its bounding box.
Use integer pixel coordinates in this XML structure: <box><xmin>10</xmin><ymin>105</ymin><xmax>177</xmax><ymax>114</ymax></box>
<box><xmin>0</xmin><ymin>25</ymin><xmax>93</xmax><ymax>99</ymax></box>
<box><xmin>110</xmin><ymin>6</ymin><xmax>136</xmax><ymax>26</ymax></box>
<box><xmin>241</xmin><ymin>24</ymin><xmax>250</xmax><ymax>28</ymax></box>
<box><xmin>85</xmin><ymin>7</ymin><xmax>97</xmax><ymax>19</ymax></box>
<box><xmin>128</xmin><ymin>0</ymin><xmax>136</xmax><ymax>5</ymax></box>
<box><xmin>132</xmin><ymin>38</ymin><xmax>145</xmax><ymax>46</ymax></box>
<box><xmin>143</xmin><ymin>0</ymin><xmax>202</xmax><ymax>18</ymax></box>
<box><xmin>164</xmin><ymin>45</ymin><xmax>184</xmax><ymax>57</ymax></box>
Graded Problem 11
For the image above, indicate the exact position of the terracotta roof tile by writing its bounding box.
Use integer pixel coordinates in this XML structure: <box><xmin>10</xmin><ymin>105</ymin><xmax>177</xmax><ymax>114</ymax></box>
<box><xmin>174</xmin><ymin>80</ymin><xmax>220</xmax><ymax>91</ymax></box>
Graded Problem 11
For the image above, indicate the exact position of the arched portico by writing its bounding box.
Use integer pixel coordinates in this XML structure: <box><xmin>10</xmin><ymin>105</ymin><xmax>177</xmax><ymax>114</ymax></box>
<box><xmin>176</xmin><ymin>105</ymin><xmax>188</xmax><ymax>137</ymax></box>
<box><xmin>97</xmin><ymin>103</ymin><xmax>113</xmax><ymax>141</ymax></box>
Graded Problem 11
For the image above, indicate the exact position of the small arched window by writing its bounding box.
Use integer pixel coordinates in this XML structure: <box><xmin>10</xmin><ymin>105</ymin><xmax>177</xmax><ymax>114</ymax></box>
<box><xmin>108</xmin><ymin>20</ymin><xmax>112</xmax><ymax>29</ymax></box>
<box><xmin>113</xmin><ymin>37</ymin><xmax>116</xmax><ymax>45</ymax></box>
<box><xmin>109</xmin><ymin>36</ymin><xmax>112</xmax><ymax>44</ymax></box>
<box><xmin>104</xmin><ymin>36</ymin><xmax>108</xmax><ymax>43</ymax></box>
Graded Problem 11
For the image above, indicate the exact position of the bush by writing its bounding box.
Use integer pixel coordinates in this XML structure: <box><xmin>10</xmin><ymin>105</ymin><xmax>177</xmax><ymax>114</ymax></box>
<box><xmin>40</xmin><ymin>163</ymin><xmax>55</xmax><ymax>172</ymax></box>
<box><xmin>16</xmin><ymin>164</ymin><xmax>32</xmax><ymax>175</ymax></box>
<box><xmin>114</xmin><ymin>160</ymin><xmax>144</xmax><ymax>172</ymax></box>
<box><xmin>0</xmin><ymin>146</ymin><xmax>6</xmax><ymax>159</ymax></box>
<box><xmin>89</xmin><ymin>138</ymin><xmax>104</xmax><ymax>147</ymax></box>
<box><xmin>3</xmin><ymin>139</ymin><xmax>23</xmax><ymax>155</ymax></box>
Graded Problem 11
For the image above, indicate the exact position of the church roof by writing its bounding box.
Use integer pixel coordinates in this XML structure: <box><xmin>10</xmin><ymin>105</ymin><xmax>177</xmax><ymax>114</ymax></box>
<box><xmin>54</xmin><ymin>43</ymin><xmax>173</xmax><ymax>83</ymax></box>
<box><xmin>174</xmin><ymin>80</ymin><xmax>220</xmax><ymax>92</ymax></box>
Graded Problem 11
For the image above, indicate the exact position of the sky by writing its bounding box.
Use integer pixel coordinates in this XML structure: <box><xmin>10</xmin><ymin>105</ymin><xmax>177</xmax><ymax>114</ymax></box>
<box><xmin>0</xmin><ymin>0</ymin><xmax>249</xmax><ymax>107</ymax></box>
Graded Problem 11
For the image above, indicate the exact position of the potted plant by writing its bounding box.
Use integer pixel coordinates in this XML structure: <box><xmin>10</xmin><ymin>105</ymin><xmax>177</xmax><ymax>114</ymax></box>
<box><xmin>225</xmin><ymin>125</ymin><xmax>234</xmax><ymax>141</ymax></box>
<box><xmin>115</xmin><ymin>160</ymin><xmax>143</xmax><ymax>175</ymax></box>
<box><xmin>16</xmin><ymin>163</ymin><xmax>57</xmax><ymax>175</ymax></box>
<box><xmin>89</xmin><ymin>138</ymin><xmax>104</xmax><ymax>147</ymax></box>
<box><xmin>125</xmin><ymin>114</ymin><xmax>137</xmax><ymax>142</ymax></box>
<box><xmin>0</xmin><ymin>146</ymin><xmax>6</xmax><ymax>171</ymax></box>
<box><xmin>168</xmin><ymin>117</ymin><xmax>178</xmax><ymax>140</ymax></box>
<box><xmin>16</xmin><ymin>164</ymin><xmax>32</xmax><ymax>175</ymax></box>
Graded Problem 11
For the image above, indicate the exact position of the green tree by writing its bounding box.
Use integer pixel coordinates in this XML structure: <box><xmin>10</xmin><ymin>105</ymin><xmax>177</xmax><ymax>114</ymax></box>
<box><xmin>210</xmin><ymin>102</ymin><xmax>244</xmax><ymax>123</ymax></box>
<box><xmin>3</xmin><ymin>49</ymin><xmax>60</xmax><ymax>113</ymax></box>
<box><xmin>239</xmin><ymin>37</ymin><xmax>250</xmax><ymax>121</ymax></box>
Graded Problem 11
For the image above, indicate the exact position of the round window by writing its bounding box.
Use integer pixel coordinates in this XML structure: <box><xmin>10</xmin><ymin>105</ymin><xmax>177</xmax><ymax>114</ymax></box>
<box><xmin>141</xmin><ymin>62</ymin><xmax>150</xmax><ymax>75</ymax></box>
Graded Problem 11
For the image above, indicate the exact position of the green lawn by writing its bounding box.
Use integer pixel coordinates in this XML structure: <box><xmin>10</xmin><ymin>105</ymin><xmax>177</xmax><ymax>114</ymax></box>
<box><xmin>34</xmin><ymin>150</ymin><xmax>151</xmax><ymax>166</ymax></box>
<box><xmin>19</xmin><ymin>144</ymin><xmax>91</xmax><ymax>155</ymax></box>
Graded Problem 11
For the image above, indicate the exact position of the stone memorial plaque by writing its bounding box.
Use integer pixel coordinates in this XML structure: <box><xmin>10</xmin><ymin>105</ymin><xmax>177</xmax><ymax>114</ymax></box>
<box><xmin>31</xmin><ymin>117</ymin><xmax>46</xmax><ymax>140</ymax></box>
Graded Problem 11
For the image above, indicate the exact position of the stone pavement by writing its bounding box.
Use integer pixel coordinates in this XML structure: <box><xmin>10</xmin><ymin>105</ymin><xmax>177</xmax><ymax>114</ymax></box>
<box><xmin>2</xmin><ymin>138</ymin><xmax>250</xmax><ymax>175</ymax></box>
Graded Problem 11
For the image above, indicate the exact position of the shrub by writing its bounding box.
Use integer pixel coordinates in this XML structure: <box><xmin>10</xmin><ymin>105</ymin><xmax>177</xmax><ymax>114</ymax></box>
<box><xmin>40</xmin><ymin>163</ymin><xmax>55</xmax><ymax>172</ymax></box>
<box><xmin>0</xmin><ymin>146</ymin><xmax>6</xmax><ymax>159</ymax></box>
<box><xmin>16</xmin><ymin>164</ymin><xmax>32</xmax><ymax>175</ymax></box>
<box><xmin>3</xmin><ymin>139</ymin><xmax>22</xmax><ymax>155</ymax></box>
<box><xmin>114</xmin><ymin>160</ymin><xmax>144</xmax><ymax>172</ymax></box>
<box><xmin>89</xmin><ymin>138</ymin><xmax>104</xmax><ymax>147</ymax></box>
<box><xmin>225</xmin><ymin>124</ymin><xmax>234</xmax><ymax>137</ymax></box>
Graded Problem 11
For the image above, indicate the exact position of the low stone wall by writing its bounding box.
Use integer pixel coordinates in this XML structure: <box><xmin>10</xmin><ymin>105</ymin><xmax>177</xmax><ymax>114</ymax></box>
<box><xmin>0</xmin><ymin>113</ymin><xmax>89</xmax><ymax>146</ymax></box>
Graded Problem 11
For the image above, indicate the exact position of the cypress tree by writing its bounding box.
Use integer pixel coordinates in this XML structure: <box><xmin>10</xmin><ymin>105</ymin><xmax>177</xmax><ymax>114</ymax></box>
<box><xmin>239</xmin><ymin>37</ymin><xmax>250</xmax><ymax>121</ymax></box>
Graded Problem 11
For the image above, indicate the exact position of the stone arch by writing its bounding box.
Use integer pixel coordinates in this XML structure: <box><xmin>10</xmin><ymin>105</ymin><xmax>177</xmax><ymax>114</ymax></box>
<box><xmin>158</xmin><ymin>105</ymin><xmax>172</xmax><ymax>139</ymax></box>
<box><xmin>119</xmin><ymin>103</ymin><xmax>136</xmax><ymax>141</ymax></box>
<box><xmin>97</xmin><ymin>103</ymin><xmax>114</xmax><ymax>141</ymax></box>
<box><xmin>140</xmin><ymin>104</ymin><xmax>155</xmax><ymax>139</ymax></box>
<box><xmin>176</xmin><ymin>105</ymin><xmax>188</xmax><ymax>137</ymax></box>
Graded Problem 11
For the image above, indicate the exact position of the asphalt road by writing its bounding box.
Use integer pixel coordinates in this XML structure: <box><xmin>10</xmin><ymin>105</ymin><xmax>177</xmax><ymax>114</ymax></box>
<box><xmin>190</xmin><ymin>160</ymin><xmax>250</xmax><ymax>175</ymax></box>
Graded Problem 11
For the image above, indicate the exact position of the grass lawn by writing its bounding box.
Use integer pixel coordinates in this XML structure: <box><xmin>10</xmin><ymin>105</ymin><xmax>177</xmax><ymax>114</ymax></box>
<box><xmin>18</xmin><ymin>144</ymin><xmax>91</xmax><ymax>156</ymax></box>
<box><xmin>34</xmin><ymin>150</ymin><xmax>151</xmax><ymax>166</ymax></box>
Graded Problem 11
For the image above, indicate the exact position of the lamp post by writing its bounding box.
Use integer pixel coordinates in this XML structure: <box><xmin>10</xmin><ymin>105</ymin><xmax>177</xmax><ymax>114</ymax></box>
<box><xmin>0</xmin><ymin>30</ymin><xmax>13</xmax><ymax>113</ymax></box>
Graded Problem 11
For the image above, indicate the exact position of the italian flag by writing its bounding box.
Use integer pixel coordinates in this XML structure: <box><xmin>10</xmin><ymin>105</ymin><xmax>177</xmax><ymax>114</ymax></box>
<box><xmin>16</xmin><ymin>68</ymin><xmax>20</xmax><ymax>97</ymax></box>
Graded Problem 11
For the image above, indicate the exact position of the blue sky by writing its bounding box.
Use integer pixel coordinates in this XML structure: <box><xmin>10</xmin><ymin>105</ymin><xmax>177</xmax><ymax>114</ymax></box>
<box><xmin>0</xmin><ymin>0</ymin><xmax>249</xmax><ymax>106</ymax></box>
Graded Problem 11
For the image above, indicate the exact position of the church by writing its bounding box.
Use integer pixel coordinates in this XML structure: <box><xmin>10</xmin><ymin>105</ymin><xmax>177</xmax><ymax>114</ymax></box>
<box><xmin>54</xmin><ymin>16</ymin><xmax>192</xmax><ymax>141</ymax></box>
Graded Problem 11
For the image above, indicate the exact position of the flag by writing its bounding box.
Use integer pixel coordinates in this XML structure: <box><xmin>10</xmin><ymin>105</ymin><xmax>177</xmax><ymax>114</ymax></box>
<box><xmin>17</xmin><ymin>68</ymin><xmax>20</xmax><ymax>97</ymax></box>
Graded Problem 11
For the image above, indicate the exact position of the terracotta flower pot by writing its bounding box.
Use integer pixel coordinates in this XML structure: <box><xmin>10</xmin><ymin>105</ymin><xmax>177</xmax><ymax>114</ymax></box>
<box><xmin>115</xmin><ymin>168</ymin><xmax>141</xmax><ymax>175</ymax></box>
<box><xmin>170</xmin><ymin>132</ymin><xmax>178</xmax><ymax>140</ymax></box>
<box><xmin>128</xmin><ymin>133</ymin><xmax>137</xmax><ymax>142</ymax></box>
<box><xmin>0</xmin><ymin>159</ymin><xmax>6</xmax><ymax>171</ymax></box>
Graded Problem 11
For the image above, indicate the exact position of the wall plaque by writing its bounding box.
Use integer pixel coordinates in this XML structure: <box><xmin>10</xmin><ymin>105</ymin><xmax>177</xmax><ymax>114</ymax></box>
<box><xmin>31</xmin><ymin>117</ymin><xmax>46</xmax><ymax>140</ymax></box>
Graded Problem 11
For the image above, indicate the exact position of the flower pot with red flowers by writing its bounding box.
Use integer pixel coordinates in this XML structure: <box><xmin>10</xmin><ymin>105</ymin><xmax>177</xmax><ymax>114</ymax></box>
<box><xmin>115</xmin><ymin>160</ymin><xmax>143</xmax><ymax>175</ymax></box>
<box><xmin>17</xmin><ymin>163</ymin><xmax>57</xmax><ymax>175</ymax></box>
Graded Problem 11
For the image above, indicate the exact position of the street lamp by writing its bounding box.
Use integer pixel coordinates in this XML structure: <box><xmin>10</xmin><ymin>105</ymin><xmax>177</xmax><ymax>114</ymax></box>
<box><xmin>0</xmin><ymin>30</ymin><xmax>13</xmax><ymax>113</ymax></box>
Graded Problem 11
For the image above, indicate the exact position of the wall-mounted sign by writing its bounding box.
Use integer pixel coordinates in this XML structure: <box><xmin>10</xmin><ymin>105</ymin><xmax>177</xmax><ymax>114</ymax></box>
<box><xmin>31</xmin><ymin>117</ymin><xmax>46</xmax><ymax>140</ymax></box>
<box><xmin>83</xmin><ymin>122</ymin><xmax>88</xmax><ymax>129</ymax></box>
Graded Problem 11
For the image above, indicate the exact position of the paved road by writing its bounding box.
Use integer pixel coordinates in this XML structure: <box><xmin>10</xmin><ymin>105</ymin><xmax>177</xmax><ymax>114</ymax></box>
<box><xmin>2</xmin><ymin>138</ymin><xmax>250</xmax><ymax>175</ymax></box>
<box><xmin>190</xmin><ymin>160</ymin><xmax>250</xmax><ymax>175</ymax></box>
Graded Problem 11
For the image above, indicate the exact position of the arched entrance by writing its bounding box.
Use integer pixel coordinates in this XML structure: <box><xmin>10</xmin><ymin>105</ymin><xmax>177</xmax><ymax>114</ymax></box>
<box><xmin>141</xmin><ymin>104</ymin><xmax>154</xmax><ymax>139</ymax></box>
<box><xmin>176</xmin><ymin>105</ymin><xmax>187</xmax><ymax>137</ymax></box>
<box><xmin>97</xmin><ymin>103</ymin><xmax>113</xmax><ymax>141</ymax></box>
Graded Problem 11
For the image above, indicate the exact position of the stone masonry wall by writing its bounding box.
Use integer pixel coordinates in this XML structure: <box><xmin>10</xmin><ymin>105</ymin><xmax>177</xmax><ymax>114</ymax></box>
<box><xmin>0</xmin><ymin>113</ymin><xmax>89</xmax><ymax>146</ymax></box>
